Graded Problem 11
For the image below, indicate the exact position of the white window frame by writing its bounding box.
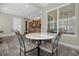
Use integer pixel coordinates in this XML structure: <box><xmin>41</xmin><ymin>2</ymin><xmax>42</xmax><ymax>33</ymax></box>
<box><xmin>46</xmin><ymin>3</ymin><xmax>77</xmax><ymax>37</ymax></box>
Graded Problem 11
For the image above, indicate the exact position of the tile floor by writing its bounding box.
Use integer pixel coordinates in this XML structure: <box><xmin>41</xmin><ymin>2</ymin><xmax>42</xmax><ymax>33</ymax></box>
<box><xmin>0</xmin><ymin>35</ymin><xmax>79</xmax><ymax>56</ymax></box>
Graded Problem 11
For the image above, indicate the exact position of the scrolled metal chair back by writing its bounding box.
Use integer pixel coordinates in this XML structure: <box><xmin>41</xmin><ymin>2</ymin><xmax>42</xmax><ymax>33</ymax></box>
<box><xmin>15</xmin><ymin>30</ymin><xmax>26</xmax><ymax>52</ymax></box>
<box><xmin>52</xmin><ymin>31</ymin><xmax>63</xmax><ymax>54</ymax></box>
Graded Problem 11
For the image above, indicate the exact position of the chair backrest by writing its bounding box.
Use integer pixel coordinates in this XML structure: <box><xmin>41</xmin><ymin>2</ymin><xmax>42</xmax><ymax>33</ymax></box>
<box><xmin>52</xmin><ymin>31</ymin><xmax>63</xmax><ymax>52</ymax></box>
<box><xmin>14</xmin><ymin>30</ymin><xmax>26</xmax><ymax>51</ymax></box>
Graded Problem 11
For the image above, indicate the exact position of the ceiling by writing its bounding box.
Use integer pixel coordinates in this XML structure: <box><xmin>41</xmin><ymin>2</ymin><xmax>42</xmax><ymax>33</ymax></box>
<box><xmin>0</xmin><ymin>3</ymin><xmax>65</xmax><ymax>19</ymax></box>
<box><xmin>34</xmin><ymin>3</ymin><xmax>65</xmax><ymax>10</ymax></box>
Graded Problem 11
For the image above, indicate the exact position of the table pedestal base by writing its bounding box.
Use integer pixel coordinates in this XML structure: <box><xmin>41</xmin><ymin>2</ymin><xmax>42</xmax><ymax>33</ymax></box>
<box><xmin>37</xmin><ymin>40</ymin><xmax>41</xmax><ymax>56</ymax></box>
<box><xmin>0</xmin><ymin>37</ymin><xmax>2</xmax><ymax>43</ymax></box>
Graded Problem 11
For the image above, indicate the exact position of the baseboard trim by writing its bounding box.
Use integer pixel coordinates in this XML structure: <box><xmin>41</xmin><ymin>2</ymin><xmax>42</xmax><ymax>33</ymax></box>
<box><xmin>0</xmin><ymin>33</ymin><xmax>15</xmax><ymax>37</ymax></box>
<box><xmin>59</xmin><ymin>42</ymin><xmax>79</xmax><ymax>49</ymax></box>
<box><xmin>0</xmin><ymin>33</ymin><xmax>24</xmax><ymax>37</ymax></box>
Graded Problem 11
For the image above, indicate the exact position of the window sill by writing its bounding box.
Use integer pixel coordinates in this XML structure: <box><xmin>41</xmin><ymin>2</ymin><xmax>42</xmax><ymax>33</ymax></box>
<box><xmin>62</xmin><ymin>34</ymin><xmax>77</xmax><ymax>38</ymax></box>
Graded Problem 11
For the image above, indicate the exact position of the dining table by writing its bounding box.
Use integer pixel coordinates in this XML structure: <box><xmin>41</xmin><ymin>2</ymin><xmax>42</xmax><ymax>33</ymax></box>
<box><xmin>25</xmin><ymin>32</ymin><xmax>56</xmax><ymax>56</ymax></box>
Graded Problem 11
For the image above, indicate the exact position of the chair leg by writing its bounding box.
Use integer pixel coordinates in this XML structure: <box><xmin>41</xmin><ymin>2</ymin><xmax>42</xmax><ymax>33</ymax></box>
<box><xmin>29</xmin><ymin>39</ymin><xmax>30</xmax><ymax>42</ymax></box>
<box><xmin>56</xmin><ymin>49</ymin><xmax>58</xmax><ymax>56</ymax></box>
<box><xmin>24</xmin><ymin>52</ymin><xmax>26</xmax><ymax>56</ymax></box>
<box><xmin>49</xmin><ymin>39</ymin><xmax>51</xmax><ymax>43</ymax></box>
<box><xmin>51</xmin><ymin>53</ymin><xmax>54</xmax><ymax>56</ymax></box>
<box><xmin>20</xmin><ymin>49</ymin><xmax>21</xmax><ymax>56</ymax></box>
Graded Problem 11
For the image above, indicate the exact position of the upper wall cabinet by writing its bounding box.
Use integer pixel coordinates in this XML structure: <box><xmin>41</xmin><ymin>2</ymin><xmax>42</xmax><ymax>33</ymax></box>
<box><xmin>47</xmin><ymin>4</ymin><xmax>75</xmax><ymax>35</ymax></box>
<box><xmin>27</xmin><ymin>19</ymin><xmax>41</xmax><ymax>33</ymax></box>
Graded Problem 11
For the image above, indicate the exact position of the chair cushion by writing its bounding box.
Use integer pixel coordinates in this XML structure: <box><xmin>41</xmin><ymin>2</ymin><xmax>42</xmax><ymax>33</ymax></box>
<box><xmin>40</xmin><ymin>42</ymin><xmax>53</xmax><ymax>53</ymax></box>
<box><xmin>40</xmin><ymin>42</ymin><xmax>58</xmax><ymax>54</ymax></box>
<box><xmin>21</xmin><ymin>42</ymin><xmax>37</xmax><ymax>52</ymax></box>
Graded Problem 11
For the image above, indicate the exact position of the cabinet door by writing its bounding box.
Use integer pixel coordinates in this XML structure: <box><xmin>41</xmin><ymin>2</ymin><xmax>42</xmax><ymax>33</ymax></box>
<box><xmin>28</xmin><ymin>19</ymin><xmax>41</xmax><ymax>33</ymax></box>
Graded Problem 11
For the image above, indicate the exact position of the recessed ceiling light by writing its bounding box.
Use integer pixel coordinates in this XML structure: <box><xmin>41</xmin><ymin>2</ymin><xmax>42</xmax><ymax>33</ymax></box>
<box><xmin>4</xmin><ymin>8</ymin><xmax>7</xmax><ymax>11</ymax></box>
<box><xmin>25</xmin><ymin>4</ymin><xmax>29</xmax><ymax>8</ymax></box>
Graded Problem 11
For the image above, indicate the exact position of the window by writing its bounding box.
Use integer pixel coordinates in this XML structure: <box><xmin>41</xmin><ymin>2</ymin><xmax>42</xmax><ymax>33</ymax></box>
<box><xmin>48</xmin><ymin>10</ymin><xmax>57</xmax><ymax>33</ymax></box>
<box><xmin>48</xmin><ymin>4</ymin><xmax>75</xmax><ymax>35</ymax></box>
<box><xmin>59</xmin><ymin>4</ymin><xmax>75</xmax><ymax>34</ymax></box>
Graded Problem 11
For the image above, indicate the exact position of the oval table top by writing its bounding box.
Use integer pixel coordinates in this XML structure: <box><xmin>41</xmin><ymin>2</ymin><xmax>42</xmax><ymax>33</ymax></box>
<box><xmin>25</xmin><ymin>33</ymin><xmax>56</xmax><ymax>40</ymax></box>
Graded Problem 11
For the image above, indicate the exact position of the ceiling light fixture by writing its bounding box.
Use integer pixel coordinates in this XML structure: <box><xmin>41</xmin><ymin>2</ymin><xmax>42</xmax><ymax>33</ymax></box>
<box><xmin>4</xmin><ymin>8</ymin><xmax>7</xmax><ymax>11</ymax></box>
<box><xmin>25</xmin><ymin>4</ymin><xmax>29</xmax><ymax>8</ymax></box>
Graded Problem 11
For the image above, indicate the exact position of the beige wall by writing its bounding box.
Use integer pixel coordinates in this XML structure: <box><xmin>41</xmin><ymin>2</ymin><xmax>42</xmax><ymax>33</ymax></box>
<box><xmin>41</xmin><ymin>9</ymin><xmax>48</xmax><ymax>32</ymax></box>
<box><xmin>0</xmin><ymin>13</ymin><xmax>13</xmax><ymax>35</ymax></box>
<box><xmin>0</xmin><ymin>13</ymin><xmax>25</xmax><ymax>35</ymax></box>
<box><xmin>41</xmin><ymin>4</ymin><xmax>79</xmax><ymax>49</ymax></box>
<box><xmin>21</xmin><ymin>18</ymin><xmax>25</xmax><ymax>33</ymax></box>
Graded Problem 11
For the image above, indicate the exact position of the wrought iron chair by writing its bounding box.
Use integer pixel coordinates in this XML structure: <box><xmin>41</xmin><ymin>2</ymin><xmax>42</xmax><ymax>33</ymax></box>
<box><xmin>15</xmin><ymin>30</ymin><xmax>37</xmax><ymax>56</ymax></box>
<box><xmin>40</xmin><ymin>31</ymin><xmax>63</xmax><ymax>56</ymax></box>
<box><xmin>0</xmin><ymin>30</ymin><xmax>4</xmax><ymax>43</ymax></box>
